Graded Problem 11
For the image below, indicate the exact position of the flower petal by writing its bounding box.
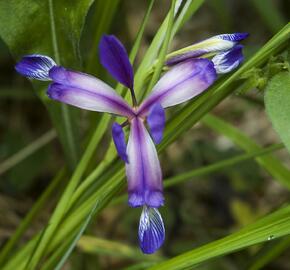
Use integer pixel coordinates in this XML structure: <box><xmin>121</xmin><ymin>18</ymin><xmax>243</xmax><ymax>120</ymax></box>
<box><xmin>126</xmin><ymin>118</ymin><xmax>164</xmax><ymax>208</ymax></box>
<box><xmin>212</xmin><ymin>44</ymin><xmax>244</xmax><ymax>74</ymax></box>
<box><xmin>166</xmin><ymin>33</ymin><xmax>249</xmax><ymax>66</ymax></box>
<box><xmin>15</xmin><ymin>54</ymin><xmax>56</xmax><ymax>80</ymax></box>
<box><xmin>99</xmin><ymin>35</ymin><xmax>134</xmax><ymax>89</ymax></box>
<box><xmin>48</xmin><ymin>66</ymin><xmax>134</xmax><ymax>117</ymax></box>
<box><xmin>138</xmin><ymin>59</ymin><xmax>217</xmax><ymax>115</ymax></box>
<box><xmin>138</xmin><ymin>206</ymin><xmax>165</xmax><ymax>254</ymax></box>
<box><xmin>112</xmin><ymin>122</ymin><xmax>128</xmax><ymax>163</ymax></box>
<box><xmin>147</xmin><ymin>103</ymin><xmax>165</xmax><ymax>144</ymax></box>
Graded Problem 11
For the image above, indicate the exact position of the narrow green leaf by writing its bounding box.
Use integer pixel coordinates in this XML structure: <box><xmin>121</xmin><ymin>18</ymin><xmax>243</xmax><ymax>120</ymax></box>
<box><xmin>53</xmin><ymin>204</ymin><xmax>98</xmax><ymax>270</ymax></box>
<box><xmin>202</xmin><ymin>114</ymin><xmax>290</xmax><ymax>189</ymax></box>
<box><xmin>147</xmin><ymin>204</ymin><xmax>290</xmax><ymax>270</ymax></box>
<box><xmin>248</xmin><ymin>236</ymin><xmax>290</xmax><ymax>270</ymax></box>
<box><xmin>265</xmin><ymin>72</ymin><xmax>290</xmax><ymax>154</ymax></box>
<box><xmin>146</xmin><ymin>0</ymin><xmax>176</xmax><ymax>91</ymax></box>
<box><xmin>0</xmin><ymin>169</ymin><xmax>65</xmax><ymax>265</ymax></box>
<box><xmin>134</xmin><ymin>0</ymin><xmax>205</xmax><ymax>98</ymax></box>
<box><xmin>85</xmin><ymin>0</ymin><xmax>120</xmax><ymax>73</ymax></box>
<box><xmin>77</xmin><ymin>236</ymin><xmax>162</xmax><ymax>261</ymax></box>
<box><xmin>251</xmin><ymin>0</ymin><xmax>287</xmax><ymax>34</ymax></box>
<box><xmin>0</xmin><ymin>130</ymin><xmax>56</xmax><ymax>176</ymax></box>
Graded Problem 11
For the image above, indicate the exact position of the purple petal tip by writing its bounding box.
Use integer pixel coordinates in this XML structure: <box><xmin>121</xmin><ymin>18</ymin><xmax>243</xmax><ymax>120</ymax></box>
<box><xmin>15</xmin><ymin>54</ymin><xmax>56</xmax><ymax>80</ymax></box>
<box><xmin>218</xmin><ymin>32</ymin><xmax>249</xmax><ymax>42</ymax></box>
<box><xmin>147</xmin><ymin>103</ymin><xmax>165</xmax><ymax>145</ymax></box>
<box><xmin>139</xmin><ymin>206</ymin><xmax>165</xmax><ymax>254</ymax></box>
<box><xmin>112</xmin><ymin>122</ymin><xmax>129</xmax><ymax>163</ymax></box>
<box><xmin>99</xmin><ymin>35</ymin><xmax>134</xmax><ymax>89</ymax></box>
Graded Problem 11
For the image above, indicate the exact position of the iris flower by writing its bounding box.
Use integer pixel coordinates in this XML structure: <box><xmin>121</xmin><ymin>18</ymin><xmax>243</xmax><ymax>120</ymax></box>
<box><xmin>15</xmin><ymin>33</ymin><xmax>248</xmax><ymax>254</ymax></box>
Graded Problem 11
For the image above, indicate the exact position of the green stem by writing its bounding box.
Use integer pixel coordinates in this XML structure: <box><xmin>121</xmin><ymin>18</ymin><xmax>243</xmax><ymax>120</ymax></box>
<box><xmin>146</xmin><ymin>0</ymin><xmax>176</xmax><ymax>92</ymax></box>
<box><xmin>0</xmin><ymin>169</ymin><xmax>65</xmax><ymax>265</ymax></box>
<box><xmin>0</xmin><ymin>130</ymin><xmax>56</xmax><ymax>176</ymax></box>
<box><xmin>49</xmin><ymin>0</ymin><xmax>78</xmax><ymax>167</ymax></box>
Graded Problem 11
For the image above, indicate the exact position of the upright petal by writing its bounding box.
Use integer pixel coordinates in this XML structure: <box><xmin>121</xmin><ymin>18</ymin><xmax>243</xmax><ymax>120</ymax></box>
<box><xmin>15</xmin><ymin>54</ymin><xmax>56</xmax><ymax>80</ymax></box>
<box><xmin>138</xmin><ymin>59</ymin><xmax>217</xmax><ymax>116</ymax></box>
<box><xmin>47</xmin><ymin>66</ymin><xmax>134</xmax><ymax>117</ymax></box>
<box><xmin>212</xmin><ymin>45</ymin><xmax>244</xmax><ymax>74</ymax></box>
<box><xmin>112</xmin><ymin>122</ymin><xmax>128</xmax><ymax>163</ymax></box>
<box><xmin>99</xmin><ymin>35</ymin><xmax>134</xmax><ymax>89</ymax></box>
<box><xmin>166</xmin><ymin>33</ymin><xmax>249</xmax><ymax>66</ymax></box>
<box><xmin>126</xmin><ymin>117</ymin><xmax>164</xmax><ymax>208</ymax></box>
<box><xmin>138</xmin><ymin>206</ymin><xmax>165</xmax><ymax>254</ymax></box>
<box><xmin>147</xmin><ymin>103</ymin><xmax>165</xmax><ymax>144</ymax></box>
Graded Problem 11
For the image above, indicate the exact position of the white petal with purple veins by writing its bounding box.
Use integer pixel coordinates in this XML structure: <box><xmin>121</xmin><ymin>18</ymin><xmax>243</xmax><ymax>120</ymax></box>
<box><xmin>212</xmin><ymin>45</ymin><xmax>244</xmax><ymax>74</ymax></box>
<box><xmin>138</xmin><ymin>206</ymin><xmax>165</xmax><ymax>254</ymax></box>
<box><xmin>15</xmin><ymin>54</ymin><xmax>56</xmax><ymax>80</ymax></box>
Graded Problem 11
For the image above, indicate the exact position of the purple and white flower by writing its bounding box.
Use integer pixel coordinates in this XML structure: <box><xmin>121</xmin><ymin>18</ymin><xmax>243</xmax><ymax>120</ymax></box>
<box><xmin>15</xmin><ymin>33</ymin><xmax>248</xmax><ymax>254</ymax></box>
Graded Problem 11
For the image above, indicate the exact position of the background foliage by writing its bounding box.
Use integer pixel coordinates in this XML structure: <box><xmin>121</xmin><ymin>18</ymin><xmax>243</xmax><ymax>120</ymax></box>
<box><xmin>0</xmin><ymin>0</ymin><xmax>290</xmax><ymax>269</ymax></box>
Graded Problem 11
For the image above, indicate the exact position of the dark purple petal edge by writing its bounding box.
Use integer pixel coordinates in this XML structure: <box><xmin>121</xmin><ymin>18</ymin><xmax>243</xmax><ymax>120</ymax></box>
<box><xmin>147</xmin><ymin>103</ymin><xmax>165</xmax><ymax>144</ymax></box>
<box><xmin>112</xmin><ymin>122</ymin><xmax>129</xmax><ymax>163</ymax></box>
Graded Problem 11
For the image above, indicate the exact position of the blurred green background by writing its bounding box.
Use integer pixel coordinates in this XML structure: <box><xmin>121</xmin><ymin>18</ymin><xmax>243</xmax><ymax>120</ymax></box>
<box><xmin>0</xmin><ymin>0</ymin><xmax>289</xmax><ymax>269</ymax></box>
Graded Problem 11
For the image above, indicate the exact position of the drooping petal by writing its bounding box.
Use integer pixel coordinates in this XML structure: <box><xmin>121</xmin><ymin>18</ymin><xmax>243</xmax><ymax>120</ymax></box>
<box><xmin>138</xmin><ymin>206</ymin><xmax>165</xmax><ymax>254</ymax></box>
<box><xmin>99</xmin><ymin>35</ymin><xmax>134</xmax><ymax>89</ymax></box>
<box><xmin>15</xmin><ymin>54</ymin><xmax>56</xmax><ymax>80</ymax></box>
<box><xmin>47</xmin><ymin>66</ymin><xmax>134</xmax><ymax>117</ymax></box>
<box><xmin>112</xmin><ymin>122</ymin><xmax>128</xmax><ymax>163</ymax></box>
<box><xmin>166</xmin><ymin>33</ymin><xmax>249</xmax><ymax>66</ymax></box>
<box><xmin>138</xmin><ymin>59</ymin><xmax>217</xmax><ymax>116</ymax></box>
<box><xmin>212</xmin><ymin>44</ymin><xmax>244</xmax><ymax>74</ymax></box>
<box><xmin>126</xmin><ymin>117</ymin><xmax>164</xmax><ymax>208</ymax></box>
<box><xmin>147</xmin><ymin>103</ymin><xmax>165</xmax><ymax>144</ymax></box>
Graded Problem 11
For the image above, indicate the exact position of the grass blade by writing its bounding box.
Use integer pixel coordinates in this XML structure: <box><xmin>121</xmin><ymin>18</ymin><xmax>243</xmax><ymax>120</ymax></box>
<box><xmin>147</xmin><ymin>204</ymin><xmax>290</xmax><ymax>270</ymax></box>
<box><xmin>202</xmin><ymin>114</ymin><xmax>290</xmax><ymax>189</ymax></box>
<box><xmin>0</xmin><ymin>130</ymin><xmax>56</xmax><ymax>176</ymax></box>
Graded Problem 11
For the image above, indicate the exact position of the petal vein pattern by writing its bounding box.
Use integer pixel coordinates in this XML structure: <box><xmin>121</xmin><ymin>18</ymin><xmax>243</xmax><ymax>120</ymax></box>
<box><xmin>126</xmin><ymin>118</ymin><xmax>163</xmax><ymax>208</ymax></box>
<box><xmin>138</xmin><ymin>206</ymin><xmax>165</xmax><ymax>254</ymax></box>
<box><xmin>48</xmin><ymin>66</ymin><xmax>134</xmax><ymax>117</ymax></box>
<box><xmin>138</xmin><ymin>59</ymin><xmax>217</xmax><ymax>115</ymax></box>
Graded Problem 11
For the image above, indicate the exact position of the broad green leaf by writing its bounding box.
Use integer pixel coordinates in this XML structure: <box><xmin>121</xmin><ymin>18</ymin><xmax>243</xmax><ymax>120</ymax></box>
<box><xmin>147</xmin><ymin>204</ymin><xmax>290</xmax><ymax>270</ymax></box>
<box><xmin>0</xmin><ymin>0</ymin><xmax>95</xmax><ymax>166</ymax></box>
<box><xmin>202</xmin><ymin>114</ymin><xmax>290</xmax><ymax>190</ymax></box>
<box><xmin>265</xmin><ymin>72</ymin><xmax>290</xmax><ymax>154</ymax></box>
<box><xmin>0</xmin><ymin>0</ymin><xmax>94</xmax><ymax>66</ymax></box>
